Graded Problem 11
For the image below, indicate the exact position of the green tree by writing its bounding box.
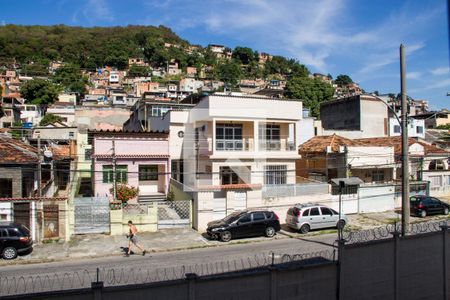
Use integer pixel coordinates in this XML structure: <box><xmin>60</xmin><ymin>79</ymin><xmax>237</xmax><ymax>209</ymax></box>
<box><xmin>143</xmin><ymin>37</ymin><xmax>168</xmax><ymax>67</ymax></box>
<box><xmin>128</xmin><ymin>65</ymin><xmax>150</xmax><ymax>77</ymax></box>
<box><xmin>334</xmin><ymin>74</ymin><xmax>353</xmax><ymax>87</ymax></box>
<box><xmin>232</xmin><ymin>46</ymin><xmax>255</xmax><ymax>65</ymax></box>
<box><xmin>216</xmin><ymin>61</ymin><xmax>242</xmax><ymax>86</ymax></box>
<box><xmin>39</xmin><ymin>113</ymin><xmax>63</xmax><ymax>126</ymax></box>
<box><xmin>285</xmin><ymin>76</ymin><xmax>335</xmax><ymax>118</ymax></box>
<box><xmin>52</xmin><ymin>63</ymin><xmax>88</xmax><ymax>95</ymax></box>
<box><xmin>21</xmin><ymin>79</ymin><xmax>59</xmax><ymax>105</ymax></box>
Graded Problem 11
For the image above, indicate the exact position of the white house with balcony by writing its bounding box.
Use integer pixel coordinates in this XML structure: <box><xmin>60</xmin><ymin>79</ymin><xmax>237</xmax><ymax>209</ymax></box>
<box><xmin>177</xmin><ymin>94</ymin><xmax>318</xmax><ymax>230</ymax></box>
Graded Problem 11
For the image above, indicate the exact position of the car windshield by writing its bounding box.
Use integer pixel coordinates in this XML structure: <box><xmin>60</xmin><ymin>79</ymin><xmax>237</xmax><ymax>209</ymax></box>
<box><xmin>222</xmin><ymin>212</ymin><xmax>243</xmax><ymax>223</ymax></box>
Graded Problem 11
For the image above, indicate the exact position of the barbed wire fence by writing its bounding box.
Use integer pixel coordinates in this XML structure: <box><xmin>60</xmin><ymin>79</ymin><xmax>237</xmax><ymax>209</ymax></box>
<box><xmin>1</xmin><ymin>219</ymin><xmax>448</xmax><ymax>296</ymax></box>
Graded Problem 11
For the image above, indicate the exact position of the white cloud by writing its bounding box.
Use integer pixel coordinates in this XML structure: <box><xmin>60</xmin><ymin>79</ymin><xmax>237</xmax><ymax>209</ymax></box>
<box><xmin>407</xmin><ymin>71</ymin><xmax>422</xmax><ymax>80</ymax></box>
<box><xmin>430</xmin><ymin>67</ymin><xmax>450</xmax><ymax>76</ymax></box>
<box><xmin>82</xmin><ymin>0</ymin><xmax>114</xmax><ymax>23</ymax></box>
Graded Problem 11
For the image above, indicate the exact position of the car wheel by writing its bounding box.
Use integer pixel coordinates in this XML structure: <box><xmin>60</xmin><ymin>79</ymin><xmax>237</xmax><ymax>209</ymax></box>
<box><xmin>300</xmin><ymin>224</ymin><xmax>310</xmax><ymax>234</ymax></box>
<box><xmin>220</xmin><ymin>231</ymin><xmax>232</xmax><ymax>242</ymax></box>
<box><xmin>337</xmin><ymin>219</ymin><xmax>346</xmax><ymax>230</ymax></box>
<box><xmin>420</xmin><ymin>210</ymin><xmax>427</xmax><ymax>218</ymax></box>
<box><xmin>2</xmin><ymin>247</ymin><xmax>18</xmax><ymax>260</ymax></box>
<box><xmin>444</xmin><ymin>207</ymin><xmax>449</xmax><ymax>215</ymax></box>
<box><xmin>265</xmin><ymin>226</ymin><xmax>276</xmax><ymax>237</ymax></box>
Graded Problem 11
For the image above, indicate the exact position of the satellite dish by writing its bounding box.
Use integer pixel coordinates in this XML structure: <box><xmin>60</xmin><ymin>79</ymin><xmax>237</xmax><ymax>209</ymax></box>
<box><xmin>43</xmin><ymin>150</ymin><xmax>53</xmax><ymax>158</ymax></box>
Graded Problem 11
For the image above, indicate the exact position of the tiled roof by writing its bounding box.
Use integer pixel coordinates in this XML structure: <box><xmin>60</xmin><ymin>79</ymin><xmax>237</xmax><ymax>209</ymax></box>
<box><xmin>197</xmin><ymin>183</ymin><xmax>262</xmax><ymax>191</ymax></box>
<box><xmin>356</xmin><ymin>136</ymin><xmax>449</xmax><ymax>156</ymax></box>
<box><xmin>0</xmin><ymin>135</ymin><xmax>38</xmax><ymax>164</ymax></box>
<box><xmin>92</xmin><ymin>154</ymin><xmax>170</xmax><ymax>159</ymax></box>
<box><xmin>0</xmin><ymin>197</ymin><xmax>67</xmax><ymax>202</ymax></box>
<box><xmin>49</xmin><ymin>144</ymin><xmax>74</xmax><ymax>160</ymax></box>
<box><xmin>299</xmin><ymin>134</ymin><xmax>364</xmax><ymax>153</ymax></box>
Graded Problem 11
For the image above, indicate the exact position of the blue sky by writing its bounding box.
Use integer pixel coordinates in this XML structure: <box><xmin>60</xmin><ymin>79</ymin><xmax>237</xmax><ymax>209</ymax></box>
<box><xmin>1</xmin><ymin>0</ymin><xmax>449</xmax><ymax>110</ymax></box>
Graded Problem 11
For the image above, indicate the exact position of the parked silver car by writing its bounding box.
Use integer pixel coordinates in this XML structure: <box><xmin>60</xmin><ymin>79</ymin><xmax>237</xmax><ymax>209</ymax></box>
<box><xmin>285</xmin><ymin>203</ymin><xmax>348</xmax><ymax>234</ymax></box>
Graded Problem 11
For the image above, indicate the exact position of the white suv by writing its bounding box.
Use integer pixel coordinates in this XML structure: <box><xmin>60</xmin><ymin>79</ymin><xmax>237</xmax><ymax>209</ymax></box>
<box><xmin>285</xmin><ymin>203</ymin><xmax>348</xmax><ymax>234</ymax></box>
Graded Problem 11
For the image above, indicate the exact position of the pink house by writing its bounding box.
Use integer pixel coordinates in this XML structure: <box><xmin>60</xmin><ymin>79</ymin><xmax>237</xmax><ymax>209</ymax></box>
<box><xmin>91</xmin><ymin>130</ymin><xmax>170</xmax><ymax>202</ymax></box>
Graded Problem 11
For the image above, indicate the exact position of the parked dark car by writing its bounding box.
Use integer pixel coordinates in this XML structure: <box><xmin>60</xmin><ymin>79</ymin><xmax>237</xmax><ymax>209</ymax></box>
<box><xmin>410</xmin><ymin>195</ymin><xmax>450</xmax><ymax>218</ymax></box>
<box><xmin>0</xmin><ymin>222</ymin><xmax>33</xmax><ymax>260</ymax></box>
<box><xmin>206</xmin><ymin>210</ymin><xmax>281</xmax><ymax>242</ymax></box>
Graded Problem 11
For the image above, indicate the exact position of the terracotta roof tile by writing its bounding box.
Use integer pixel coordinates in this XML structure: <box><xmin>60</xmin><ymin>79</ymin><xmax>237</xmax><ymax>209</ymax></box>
<box><xmin>0</xmin><ymin>135</ymin><xmax>38</xmax><ymax>164</ymax></box>
<box><xmin>299</xmin><ymin>134</ymin><xmax>364</xmax><ymax>153</ymax></box>
<box><xmin>356</xmin><ymin>136</ymin><xmax>449</xmax><ymax>156</ymax></box>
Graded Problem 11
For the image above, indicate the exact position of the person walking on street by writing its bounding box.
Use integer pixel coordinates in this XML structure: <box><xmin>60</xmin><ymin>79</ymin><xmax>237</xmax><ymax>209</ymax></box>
<box><xmin>126</xmin><ymin>220</ymin><xmax>146</xmax><ymax>257</ymax></box>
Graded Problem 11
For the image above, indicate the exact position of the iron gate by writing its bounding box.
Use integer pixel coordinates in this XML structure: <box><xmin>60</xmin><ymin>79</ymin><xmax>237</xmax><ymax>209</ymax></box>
<box><xmin>74</xmin><ymin>197</ymin><xmax>110</xmax><ymax>234</ymax></box>
<box><xmin>13</xmin><ymin>202</ymin><xmax>31</xmax><ymax>229</ymax></box>
<box><xmin>157</xmin><ymin>200</ymin><xmax>191</xmax><ymax>229</ymax></box>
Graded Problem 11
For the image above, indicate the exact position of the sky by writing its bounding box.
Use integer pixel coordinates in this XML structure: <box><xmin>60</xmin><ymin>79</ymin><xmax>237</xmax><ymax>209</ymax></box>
<box><xmin>0</xmin><ymin>0</ymin><xmax>449</xmax><ymax>110</ymax></box>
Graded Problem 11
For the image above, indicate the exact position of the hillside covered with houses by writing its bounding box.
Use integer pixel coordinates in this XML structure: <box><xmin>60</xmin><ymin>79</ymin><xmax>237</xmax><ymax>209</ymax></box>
<box><xmin>0</xmin><ymin>25</ymin><xmax>449</xmax><ymax>244</ymax></box>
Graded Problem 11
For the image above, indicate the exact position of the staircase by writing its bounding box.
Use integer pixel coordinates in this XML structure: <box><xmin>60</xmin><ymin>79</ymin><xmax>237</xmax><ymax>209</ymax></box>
<box><xmin>138</xmin><ymin>193</ymin><xmax>167</xmax><ymax>204</ymax></box>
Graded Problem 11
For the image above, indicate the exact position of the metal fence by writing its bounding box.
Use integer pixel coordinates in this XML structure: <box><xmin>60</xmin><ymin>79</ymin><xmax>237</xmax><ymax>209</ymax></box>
<box><xmin>156</xmin><ymin>200</ymin><xmax>192</xmax><ymax>229</ymax></box>
<box><xmin>74</xmin><ymin>197</ymin><xmax>110</xmax><ymax>234</ymax></box>
<box><xmin>262</xmin><ymin>183</ymin><xmax>329</xmax><ymax>198</ymax></box>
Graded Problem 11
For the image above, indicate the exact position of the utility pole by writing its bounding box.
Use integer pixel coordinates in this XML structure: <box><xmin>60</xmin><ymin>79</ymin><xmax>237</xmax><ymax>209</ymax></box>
<box><xmin>37</xmin><ymin>135</ymin><xmax>42</xmax><ymax>198</ymax></box>
<box><xmin>400</xmin><ymin>44</ymin><xmax>410</xmax><ymax>236</ymax></box>
<box><xmin>112</xmin><ymin>137</ymin><xmax>117</xmax><ymax>201</ymax></box>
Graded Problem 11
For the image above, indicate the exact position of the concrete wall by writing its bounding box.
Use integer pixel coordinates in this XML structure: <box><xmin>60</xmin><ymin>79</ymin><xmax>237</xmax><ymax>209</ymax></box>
<box><xmin>110</xmin><ymin>204</ymin><xmax>157</xmax><ymax>235</ymax></box>
<box><xmin>10</xmin><ymin>229</ymin><xmax>450</xmax><ymax>300</ymax></box>
<box><xmin>0</xmin><ymin>167</ymin><xmax>23</xmax><ymax>198</ymax></box>
<box><xmin>422</xmin><ymin>170</ymin><xmax>450</xmax><ymax>197</ymax></box>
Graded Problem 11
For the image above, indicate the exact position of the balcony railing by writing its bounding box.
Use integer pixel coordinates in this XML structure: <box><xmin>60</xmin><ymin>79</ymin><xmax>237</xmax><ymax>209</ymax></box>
<box><xmin>259</xmin><ymin>139</ymin><xmax>296</xmax><ymax>151</ymax></box>
<box><xmin>216</xmin><ymin>139</ymin><xmax>245</xmax><ymax>151</ymax></box>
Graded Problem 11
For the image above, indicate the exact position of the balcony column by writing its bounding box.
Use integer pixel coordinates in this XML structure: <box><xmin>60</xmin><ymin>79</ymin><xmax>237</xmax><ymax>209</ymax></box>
<box><xmin>212</xmin><ymin>119</ymin><xmax>216</xmax><ymax>154</ymax></box>
<box><xmin>253</xmin><ymin>120</ymin><xmax>259</xmax><ymax>152</ymax></box>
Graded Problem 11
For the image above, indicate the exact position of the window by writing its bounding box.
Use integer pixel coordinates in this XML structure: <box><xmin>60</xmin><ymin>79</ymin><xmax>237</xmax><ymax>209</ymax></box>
<box><xmin>393</xmin><ymin>125</ymin><xmax>401</xmax><ymax>133</ymax></box>
<box><xmin>264</xmin><ymin>165</ymin><xmax>287</xmax><ymax>185</ymax></box>
<box><xmin>302</xmin><ymin>209</ymin><xmax>310</xmax><ymax>217</ymax></box>
<box><xmin>220</xmin><ymin>167</ymin><xmax>239</xmax><ymax>185</ymax></box>
<box><xmin>429</xmin><ymin>160</ymin><xmax>445</xmax><ymax>170</ymax></box>
<box><xmin>0</xmin><ymin>179</ymin><xmax>13</xmax><ymax>198</ymax></box>
<box><xmin>416</xmin><ymin>126</ymin><xmax>423</xmax><ymax>134</ymax></box>
<box><xmin>69</xmin><ymin>132</ymin><xmax>75</xmax><ymax>138</ymax></box>
<box><xmin>239</xmin><ymin>214</ymin><xmax>251</xmax><ymax>223</ymax></box>
<box><xmin>252</xmin><ymin>212</ymin><xmax>266</xmax><ymax>221</ymax></box>
<box><xmin>102</xmin><ymin>165</ymin><xmax>128</xmax><ymax>183</ymax></box>
<box><xmin>320</xmin><ymin>207</ymin><xmax>333</xmax><ymax>215</ymax></box>
<box><xmin>0</xmin><ymin>228</ymin><xmax>8</xmax><ymax>237</ymax></box>
<box><xmin>310</xmin><ymin>207</ymin><xmax>320</xmax><ymax>216</ymax></box>
<box><xmin>429</xmin><ymin>176</ymin><xmax>442</xmax><ymax>187</ymax></box>
<box><xmin>7</xmin><ymin>228</ymin><xmax>20</xmax><ymax>237</ymax></box>
<box><xmin>216</xmin><ymin>124</ymin><xmax>243</xmax><ymax>151</ymax></box>
<box><xmin>259</xmin><ymin>124</ymin><xmax>281</xmax><ymax>150</ymax></box>
<box><xmin>372</xmin><ymin>170</ymin><xmax>385</xmax><ymax>182</ymax></box>
<box><xmin>139</xmin><ymin>165</ymin><xmax>158</xmax><ymax>181</ymax></box>
<box><xmin>331</xmin><ymin>185</ymin><xmax>358</xmax><ymax>195</ymax></box>
<box><xmin>84</xmin><ymin>149</ymin><xmax>92</xmax><ymax>160</ymax></box>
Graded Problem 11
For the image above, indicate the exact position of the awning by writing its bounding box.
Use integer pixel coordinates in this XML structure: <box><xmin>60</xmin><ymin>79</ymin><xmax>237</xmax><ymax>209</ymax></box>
<box><xmin>331</xmin><ymin>177</ymin><xmax>364</xmax><ymax>186</ymax></box>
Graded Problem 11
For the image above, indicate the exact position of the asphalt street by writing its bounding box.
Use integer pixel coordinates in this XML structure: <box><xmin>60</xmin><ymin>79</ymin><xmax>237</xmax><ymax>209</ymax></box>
<box><xmin>0</xmin><ymin>233</ymin><xmax>338</xmax><ymax>296</ymax></box>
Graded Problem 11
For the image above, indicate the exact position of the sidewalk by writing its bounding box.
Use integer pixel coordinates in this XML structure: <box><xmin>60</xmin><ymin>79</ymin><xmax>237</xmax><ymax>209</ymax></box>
<box><xmin>2</xmin><ymin>210</ymin><xmax>449</xmax><ymax>266</ymax></box>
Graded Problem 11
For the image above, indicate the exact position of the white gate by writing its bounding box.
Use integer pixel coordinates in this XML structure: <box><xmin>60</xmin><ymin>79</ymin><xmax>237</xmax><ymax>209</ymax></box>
<box><xmin>74</xmin><ymin>197</ymin><xmax>110</xmax><ymax>234</ymax></box>
<box><xmin>234</xmin><ymin>192</ymin><xmax>247</xmax><ymax>211</ymax></box>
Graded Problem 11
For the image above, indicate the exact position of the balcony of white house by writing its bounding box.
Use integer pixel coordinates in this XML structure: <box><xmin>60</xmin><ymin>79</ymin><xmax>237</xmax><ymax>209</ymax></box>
<box><xmin>198</xmin><ymin>120</ymin><xmax>299</xmax><ymax>159</ymax></box>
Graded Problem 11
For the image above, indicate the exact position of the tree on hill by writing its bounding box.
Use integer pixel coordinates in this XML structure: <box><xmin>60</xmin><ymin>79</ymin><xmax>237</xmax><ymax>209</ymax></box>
<box><xmin>128</xmin><ymin>65</ymin><xmax>151</xmax><ymax>77</ymax></box>
<box><xmin>40</xmin><ymin>113</ymin><xmax>63</xmax><ymax>126</ymax></box>
<box><xmin>143</xmin><ymin>37</ymin><xmax>169</xmax><ymax>67</ymax></box>
<box><xmin>334</xmin><ymin>74</ymin><xmax>353</xmax><ymax>87</ymax></box>
<box><xmin>285</xmin><ymin>76</ymin><xmax>335</xmax><ymax>118</ymax></box>
<box><xmin>52</xmin><ymin>63</ymin><xmax>88</xmax><ymax>95</ymax></box>
<box><xmin>264</xmin><ymin>56</ymin><xmax>309</xmax><ymax>78</ymax></box>
<box><xmin>21</xmin><ymin>79</ymin><xmax>59</xmax><ymax>105</ymax></box>
<box><xmin>216</xmin><ymin>61</ymin><xmax>242</xmax><ymax>86</ymax></box>
<box><xmin>232</xmin><ymin>46</ymin><xmax>256</xmax><ymax>65</ymax></box>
